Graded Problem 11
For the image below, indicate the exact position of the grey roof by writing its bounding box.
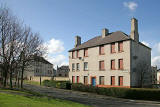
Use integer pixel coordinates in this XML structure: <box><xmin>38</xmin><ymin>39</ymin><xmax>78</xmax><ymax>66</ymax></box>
<box><xmin>69</xmin><ymin>31</ymin><xmax>131</xmax><ymax>52</ymax></box>
<box><xmin>31</xmin><ymin>55</ymin><xmax>53</xmax><ymax>65</ymax></box>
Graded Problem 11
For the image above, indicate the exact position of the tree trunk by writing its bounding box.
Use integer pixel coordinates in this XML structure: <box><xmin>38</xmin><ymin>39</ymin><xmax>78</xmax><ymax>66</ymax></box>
<box><xmin>3</xmin><ymin>70</ymin><xmax>7</xmax><ymax>87</ymax></box>
<box><xmin>40</xmin><ymin>75</ymin><xmax>41</xmax><ymax>85</ymax></box>
<box><xmin>18</xmin><ymin>77</ymin><xmax>20</xmax><ymax>88</ymax></box>
<box><xmin>9</xmin><ymin>71</ymin><xmax>12</xmax><ymax>89</ymax></box>
<box><xmin>20</xmin><ymin>62</ymin><xmax>25</xmax><ymax>88</ymax></box>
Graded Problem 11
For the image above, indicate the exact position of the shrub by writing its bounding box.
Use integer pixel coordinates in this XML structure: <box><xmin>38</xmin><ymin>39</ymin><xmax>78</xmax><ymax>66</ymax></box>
<box><xmin>42</xmin><ymin>80</ymin><xmax>71</xmax><ymax>89</ymax></box>
<box><xmin>71</xmin><ymin>83</ymin><xmax>160</xmax><ymax>101</ymax></box>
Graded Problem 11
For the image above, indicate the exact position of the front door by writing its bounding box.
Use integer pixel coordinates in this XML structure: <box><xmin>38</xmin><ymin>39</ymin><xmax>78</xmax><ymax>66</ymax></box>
<box><xmin>91</xmin><ymin>77</ymin><xmax>96</xmax><ymax>86</ymax></box>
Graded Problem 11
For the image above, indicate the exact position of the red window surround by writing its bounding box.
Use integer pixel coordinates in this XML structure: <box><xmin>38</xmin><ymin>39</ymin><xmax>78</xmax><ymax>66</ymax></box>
<box><xmin>119</xmin><ymin>59</ymin><xmax>123</xmax><ymax>70</ymax></box>
<box><xmin>76</xmin><ymin>50</ymin><xmax>79</xmax><ymax>58</ymax></box>
<box><xmin>84</xmin><ymin>49</ymin><xmax>88</xmax><ymax>57</ymax></box>
<box><xmin>111</xmin><ymin>43</ymin><xmax>116</xmax><ymax>53</ymax></box>
<box><xmin>72</xmin><ymin>51</ymin><xmax>75</xmax><ymax>59</ymax></box>
<box><xmin>119</xmin><ymin>76</ymin><xmax>123</xmax><ymax>86</ymax></box>
<box><xmin>99</xmin><ymin>45</ymin><xmax>105</xmax><ymax>55</ymax></box>
<box><xmin>99</xmin><ymin>61</ymin><xmax>105</xmax><ymax>70</ymax></box>
<box><xmin>72</xmin><ymin>76</ymin><xmax>75</xmax><ymax>83</ymax></box>
<box><xmin>111</xmin><ymin>76</ymin><xmax>115</xmax><ymax>86</ymax></box>
<box><xmin>77</xmin><ymin>76</ymin><xmax>79</xmax><ymax>83</ymax></box>
<box><xmin>111</xmin><ymin>60</ymin><xmax>115</xmax><ymax>70</ymax></box>
<box><xmin>118</xmin><ymin>42</ymin><xmax>123</xmax><ymax>52</ymax></box>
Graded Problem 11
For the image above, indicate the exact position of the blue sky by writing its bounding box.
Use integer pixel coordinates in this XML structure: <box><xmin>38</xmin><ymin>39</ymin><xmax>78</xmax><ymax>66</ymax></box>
<box><xmin>1</xmin><ymin>0</ymin><xmax>160</xmax><ymax>68</ymax></box>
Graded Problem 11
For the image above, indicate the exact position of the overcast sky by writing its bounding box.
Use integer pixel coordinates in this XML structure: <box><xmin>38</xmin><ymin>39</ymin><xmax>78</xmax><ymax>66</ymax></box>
<box><xmin>1</xmin><ymin>0</ymin><xmax>160</xmax><ymax>68</ymax></box>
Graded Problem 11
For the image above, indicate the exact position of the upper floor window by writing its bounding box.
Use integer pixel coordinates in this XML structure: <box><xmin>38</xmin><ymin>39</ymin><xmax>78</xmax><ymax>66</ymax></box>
<box><xmin>72</xmin><ymin>63</ymin><xmax>75</xmax><ymax>71</ymax></box>
<box><xmin>76</xmin><ymin>63</ymin><xmax>80</xmax><ymax>71</ymax></box>
<box><xmin>118</xmin><ymin>42</ymin><xmax>123</xmax><ymax>52</ymax></box>
<box><xmin>84</xmin><ymin>62</ymin><xmax>88</xmax><ymax>71</ymax></box>
<box><xmin>76</xmin><ymin>50</ymin><xmax>79</xmax><ymax>58</ymax></box>
<box><xmin>72</xmin><ymin>51</ymin><xmax>75</xmax><ymax>59</ymax></box>
<box><xmin>99</xmin><ymin>45</ymin><xmax>105</xmax><ymax>55</ymax></box>
<box><xmin>119</xmin><ymin>59</ymin><xmax>123</xmax><ymax>70</ymax></box>
<box><xmin>111</xmin><ymin>43</ymin><xmax>115</xmax><ymax>53</ymax></box>
<box><xmin>84</xmin><ymin>48</ymin><xmax>88</xmax><ymax>57</ymax></box>
<box><xmin>111</xmin><ymin>60</ymin><xmax>115</xmax><ymax>70</ymax></box>
<box><xmin>99</xmin><ymin>60</ymin><xmax>105</xmax><ymax>70</ymax></box>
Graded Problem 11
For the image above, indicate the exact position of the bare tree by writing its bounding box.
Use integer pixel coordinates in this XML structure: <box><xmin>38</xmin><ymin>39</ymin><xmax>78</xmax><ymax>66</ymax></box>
<box><xmin>0</xmin><ymin>6</ymin><xmax>46</xmax><ymax>88</ymax></box>
<box><xmin>19</xmin><ymin>27</ymin><xmax>44</xmax><ymax>88</ymax></box>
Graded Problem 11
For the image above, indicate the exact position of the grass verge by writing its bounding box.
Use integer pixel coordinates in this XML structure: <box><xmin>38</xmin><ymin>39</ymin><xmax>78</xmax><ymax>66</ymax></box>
<box><xmin>0</xmin><ymin>89</ymin><xmax>90</xmax><ymax>107</ymax></box>
<box><xmin>24</xmin><ymin>80</ymin><xmax>40</xmax><ymax>86</ymax></box>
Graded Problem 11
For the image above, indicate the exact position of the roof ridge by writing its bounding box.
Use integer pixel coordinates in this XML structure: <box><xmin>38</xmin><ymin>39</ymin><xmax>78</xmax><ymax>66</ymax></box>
<box><xmin>69</xmin><ymin>31</ymin><xmax>131</xmax><ymax>52</ymax></box>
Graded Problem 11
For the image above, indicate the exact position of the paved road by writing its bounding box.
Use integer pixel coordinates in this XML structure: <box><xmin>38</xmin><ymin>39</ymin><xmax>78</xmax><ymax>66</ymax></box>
<box><xmin>24</xmin><ymin>84</ymin><xmax>160</xmax><ymax>107</ymax></box>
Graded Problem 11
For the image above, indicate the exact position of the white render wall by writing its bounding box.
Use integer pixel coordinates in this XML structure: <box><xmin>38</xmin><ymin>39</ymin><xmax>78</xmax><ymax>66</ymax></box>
<box><xmin>69</xmin><ymin>40</ymin><xmax>131</xmax><ymax>87</ymax></box>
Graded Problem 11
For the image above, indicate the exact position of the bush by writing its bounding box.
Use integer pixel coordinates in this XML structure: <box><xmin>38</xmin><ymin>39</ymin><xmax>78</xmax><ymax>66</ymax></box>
<box><xmin>42</xmin><ymin>80</ymin><xmax>71</xmax><ymax>89</ymax></box>
<box><xmin>71</xmin><ymin>83</ymin><xmax>160</xmax><ymax>101</ymax></box>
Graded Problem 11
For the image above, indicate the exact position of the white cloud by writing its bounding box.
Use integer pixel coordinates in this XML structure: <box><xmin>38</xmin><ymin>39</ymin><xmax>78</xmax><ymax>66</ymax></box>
<box><xmin>154</xmin><ymin>43</ymin><xmax>160</xmax><ymax>54</ymax></box>
<box><xmin>44</xmin><ymin>38</ymin><xmax>68</xmax><ymax>68</ymax></box>
<box><xmin>151</xmin><ymin>42</ymin><xmax>160</xmax><ymax>68</ymax></box>
<box><xmin>123</xmin><ymin>1</ymin><xmax>138</xmax><ymax>11</ymax></box>
<box><xmin>142</xmin><ymin>41</ymin><xmax>150</xmax><ymax>47</ymax></box>
<box><xmin>152</xmin><ymin>56</ymin><xmax>160</xmax><ymax>68</ymax></box>
<box><xmin>46</xmin><ymin>54</ymin><xmax>68</xmax><ymax>67</ymax></box>
<box><xmin>44</xmin><ymin>38</ymin><xmax>64</xmax><ymax>54</ymax></box>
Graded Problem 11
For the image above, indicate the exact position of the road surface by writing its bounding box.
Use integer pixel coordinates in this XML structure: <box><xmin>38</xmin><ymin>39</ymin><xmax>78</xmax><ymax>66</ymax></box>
<box><xmin>24</xmin><ymin>84</ymin><xmax>160</xmax><ymax>107</ymax></box>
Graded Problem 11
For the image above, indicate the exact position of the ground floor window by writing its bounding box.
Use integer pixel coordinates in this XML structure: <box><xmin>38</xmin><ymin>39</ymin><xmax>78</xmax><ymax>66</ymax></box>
<box><xmin>84</xmin><ymin>76</ymin><xmax>88</xmax><ymax>85</ymax></box>
<box><xmin>111</xmin><ymin>76</ymin><xmax>115</xmax><ymax>86</ymax></box>
<box><xmin>99</xmin><ymin>76</ymin><xmax>104</xmax><ymax>85</ymax></box>
<box><xmin>72</xmin><ymin>76</ymin><xmax>75</xmax><ymax>83</ymax></box>
<box><xmin>118</xmin><ymin>76</ymin><xmax>123</xmax><ymax>86</ymax></box>
<box><xmin>77</xmin><ymin>76</ymin><xmax>79</xmax><ymax>83</ymax></box>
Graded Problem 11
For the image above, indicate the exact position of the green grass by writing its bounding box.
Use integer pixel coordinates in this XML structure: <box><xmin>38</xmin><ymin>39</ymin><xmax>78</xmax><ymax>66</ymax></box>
<box><xmin>24</xmin><ymin>80</ymin><xmax>40</xmax><ymax>86</ymax></box>
<box><xmin>0</xmin><ymin>90</ymin><xmax>89</xmax><ymax>107</ymax></box>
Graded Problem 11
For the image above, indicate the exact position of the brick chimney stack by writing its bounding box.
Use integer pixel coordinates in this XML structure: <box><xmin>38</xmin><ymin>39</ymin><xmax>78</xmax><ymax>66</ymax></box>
<box><xmin>102</xmin><ymin>28</ymin><xmax>109</xmax><ymax>38</ymax></box>
<box><xmin>75</xmin><ymin>36</ymin><xmax>81</xmax><ymax>47</ymax></box>
<box><xmin>130</xmin><ymin>18</ymin><xmax>139</xmax><ymax>42</ymax></box>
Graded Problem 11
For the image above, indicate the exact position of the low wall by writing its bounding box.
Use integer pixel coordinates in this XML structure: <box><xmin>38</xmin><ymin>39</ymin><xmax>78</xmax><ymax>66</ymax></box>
<box><xmin>28</xmin><ymin>76</ymin><xmax>69</xmax><ymax>82</ymax></box>
<box><xmin>53</xmin><ymin>77</ymin><xmax>69</xmax><ymax>81</ymax></box>
<box><xmin>31</xmin><ymin>77</ymin><xmax>52</xmax><ymax>82</ymax></box>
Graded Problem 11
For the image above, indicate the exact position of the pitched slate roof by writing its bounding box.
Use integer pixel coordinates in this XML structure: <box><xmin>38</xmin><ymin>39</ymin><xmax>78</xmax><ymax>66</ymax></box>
<box><xmin>31</xmin><ymin>55</ymin><xmax>53</xmax><ymax>65</ymax></box>
<box><xmin>69</xmin><ymin>31</ymin><xmax>131</xmax><ymax>52</ymax></box>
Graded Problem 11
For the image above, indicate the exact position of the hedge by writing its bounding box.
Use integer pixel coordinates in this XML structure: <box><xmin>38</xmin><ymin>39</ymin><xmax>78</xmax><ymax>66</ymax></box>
<box><xmin>43</xmin><ymin>80</ymin><xmax>71</xmax><ymax>89</ymax></box>
<box><xmin>71</xmin><ymin>83</ymin><xmax>160</xmax><ymax>101</ymax></box>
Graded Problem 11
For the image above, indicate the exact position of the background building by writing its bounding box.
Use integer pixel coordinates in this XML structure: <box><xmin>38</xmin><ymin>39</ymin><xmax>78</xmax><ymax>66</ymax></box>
<box><xmin>69</xmin><ymin>18</ymin><xmax>151</xmax><ymax>88</ymax></box>
<box><xmin>24</xmin><ymin>55</ymin><xmax>53</xmax><ymax>81</ymax></box>
<box><xmin>151</xmin><ymin>66</ymin><xmax>158</xmax><ymax>84</ymax></box>
<box><xmin>55</xmin><ymin>66</ymin><xmax>69</xmax><ymax>77</ymax></box>
<box><xmin>157</xmin><ymin>69</ymin><xmax>160</xmax><ymax>84</ymax></box>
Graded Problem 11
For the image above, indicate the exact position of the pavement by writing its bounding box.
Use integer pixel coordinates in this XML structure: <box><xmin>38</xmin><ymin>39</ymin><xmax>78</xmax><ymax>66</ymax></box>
<box><xmin>24</xmin><ymin>84</ymin><xmax>160</xmax><ymax>107</ymax></box>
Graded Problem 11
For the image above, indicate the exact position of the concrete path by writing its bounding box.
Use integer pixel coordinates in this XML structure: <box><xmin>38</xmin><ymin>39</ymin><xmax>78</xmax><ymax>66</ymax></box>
<box><xmin>24</xmin><ymin>84</ymin><xmax>160</xmax><ymax>107</ymax></box>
